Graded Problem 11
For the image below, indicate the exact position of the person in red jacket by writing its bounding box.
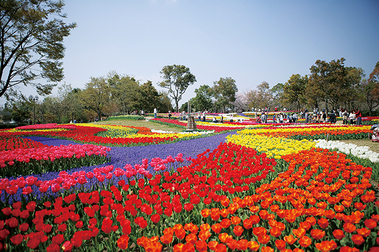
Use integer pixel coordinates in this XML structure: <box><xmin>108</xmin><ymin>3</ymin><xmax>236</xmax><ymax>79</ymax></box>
<box><xmin>355</xmin><ymin>108</ymin><xmax>362</xmax><ymax>125</ymax></box>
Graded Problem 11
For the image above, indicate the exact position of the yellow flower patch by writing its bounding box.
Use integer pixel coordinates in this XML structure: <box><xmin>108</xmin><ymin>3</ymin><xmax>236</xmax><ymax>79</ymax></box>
<box><xmin>226</xmin><ymin>133</ymin><xmax>315</xmax><ymax>159</ymax></box>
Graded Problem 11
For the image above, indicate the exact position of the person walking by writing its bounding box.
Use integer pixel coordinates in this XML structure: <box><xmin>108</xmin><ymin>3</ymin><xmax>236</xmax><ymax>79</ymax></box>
<box><xmin>154</xmin><ymin>108</ymin><xmax>157</xmax><ymax>119</ymax></box>
<box><xmin>355</xmin><ymin>108</ymin><xmax>362</xmax><ymax>125</ymax></box>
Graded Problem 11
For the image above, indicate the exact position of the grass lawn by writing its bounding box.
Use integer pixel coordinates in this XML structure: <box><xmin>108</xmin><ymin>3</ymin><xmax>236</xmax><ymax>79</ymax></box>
<box><xmin>93</xmin><ymin>118</ymin><xmax>185</xmax><ymax>133</ymax></box>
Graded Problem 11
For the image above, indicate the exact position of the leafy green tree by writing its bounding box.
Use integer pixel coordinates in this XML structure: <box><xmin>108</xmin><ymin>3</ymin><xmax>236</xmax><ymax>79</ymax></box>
<box><xmin>139</xmin><ymin>80</ymin><xmax>161</xmax><ymax>113</ymax></box>
<box><xmin>159</xmin><ymin>65</ymin><xmax>196</xmax><ymax>112</ymax></box>
<box><xmin>108</xmin><ymin>73</ymin><xmax>141</xmax><ymax>114</ymax></box>
<box><xmin>80</xmin><ymin>77</ymin><xmax>114</xmax><ymax>120</ymax></box>
<box><xmin>308</xmin><ymin>58</ymin><xmax>363</xmax><ymax>110</ymax></box>
<box><xmin>191</xmin><ymin>85</ymin><xmax>213</xmax><ymax>112</ymax></box>
<box><xmin>363</xmin><ymin>61</ymin><xmax>379</xmax><ymax>115</ymax></box>
<box><xmin>39</xmin><ymin>96</ymin><xmax>61</xmax><ymax>123</ymax></box>
<box><xmin>157</xmin><ymin>91</ymin><xmax>173</xmax><ymax>113</ymax></box>
<box><xmin>271</xmin><ymin>83</ymin><xmax>284</xmax><ymax>108</ymax></box>
<box><xmin>282</xmin><ymin>74</ymin><xmax>307</xmax><ymax>111</ymax></box>
<box><xmin>0</xmin><ymin>0</ymin><xmax>76</xmax><ymax>100</ymax></box>
<box><xmin>212</xmin><ymin>77</ymin><xmax>238</xmax><ymax>113</ymax></box>
<box><xmin>10</xmin><ymin>99</ymin><xmax>31</xmax><ymax>123</ymax></box>
<box><xmin>57</xmin><ymin>83</ymin><xmax>84</xmax><ymax>122</ymax></box>
<box><xmin>343</xmin><ymin>67</ymin><xmax>364</xmax><ymax>110</ymax></box>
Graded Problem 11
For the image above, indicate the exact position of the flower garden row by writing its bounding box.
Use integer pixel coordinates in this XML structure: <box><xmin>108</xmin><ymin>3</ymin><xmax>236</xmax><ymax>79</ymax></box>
<box><xmin>0</xmin><ymin>121</ymin><xmax>378</xmax><ymax>251</ymax></box>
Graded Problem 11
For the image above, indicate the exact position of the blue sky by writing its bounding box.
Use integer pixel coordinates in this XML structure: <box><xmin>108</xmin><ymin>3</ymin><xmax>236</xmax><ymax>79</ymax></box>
<box><xmin>13</xmin><ymin>0</ymin><xmax>379</xmax><ymax>107</ymax></box>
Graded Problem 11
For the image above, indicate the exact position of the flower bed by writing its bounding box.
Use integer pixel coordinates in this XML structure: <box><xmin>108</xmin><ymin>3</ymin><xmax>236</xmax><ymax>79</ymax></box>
<box><xmin>0</xmin><ymin>143</ymin><xmax>111</xmax><ymax>178</ymax></box>
<box><xmin>0</xmin><ymin>137</ymin><xmax>48</xmax><ymax>151</ymax></box>
<box><xmin>151</xmin><ymin>118</ymin><xmax>246</xmax><ymax>132</ymax></box>
<box><xmin>0</xmin><ymin>123</ymin><xmax>378</xmax><ymax>251</ymax></box>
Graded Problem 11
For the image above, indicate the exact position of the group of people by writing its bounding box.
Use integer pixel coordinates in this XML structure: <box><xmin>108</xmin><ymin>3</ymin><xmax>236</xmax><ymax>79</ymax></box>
<box><xmin>341</xmin><ymin>109</ymin><xmax>362</xmax><ymax>125</ymax></box>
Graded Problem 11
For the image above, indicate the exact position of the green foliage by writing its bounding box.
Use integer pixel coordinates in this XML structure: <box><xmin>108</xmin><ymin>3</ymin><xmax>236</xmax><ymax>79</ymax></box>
<box><xmin>308</xmin><ymin>58</ymin><xmax>363</xmax><ymax>110</ymax></box>
<box><xmin>0</xmin><ymin>0</ymin><xmax>76</xmax><ymax>99</ymax></box>
<box><xmin>159</xmin><ymin>65</ymin><xmax>197</xmax><ymax>112</ymax></box>
<box><xmin>282</xmin><ymin>74</ymin><xmax>307</xmax><ymax>111</ymax></box>
<box><xmin>191</xmin><ymin>85</ymin><xmax>213</xmax><ymax>112</ymax></box>
<box><xmin>80</xmin><ymin>76</ymin><xmax>114</xmax><ymax>120</ymax></box>
<box><xmin>213</xmin><ymin>77</ymin><xmax>238</xmax><ymax>112</ymax></box>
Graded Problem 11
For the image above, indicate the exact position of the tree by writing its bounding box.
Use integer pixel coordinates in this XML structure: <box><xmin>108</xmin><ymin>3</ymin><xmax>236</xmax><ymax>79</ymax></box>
<box><xmin>139</xmin><ymin>80</ymin><xmax>161</xmax><ymax>113</ymax></box>
<box><xmin>282</xmin><ymin>74</ymin><xmax>307</xmax><ymax>111</ymax></box>
<box><xmin>191</xmin><ymin>85</ymin><xmax>213</xmax><ymax>112</ymax></box>
<box><xmin>308</xmin><ymin>58</ymin><xmax>362</xmax><ymax>110</ymax></box>
<box><xmin>80</xmin><ymin>77</ymin><xmax>113</xmax><ymax>120</ymax></box>
<box><xmin>10</xmin><ymin>98</ymin><xmax>31</xmax><ymax>123</ymax></box>
<box><xmin>157</xmin><ymin>91</ymin><xmax>173</xmax><ymax>113</ymax></box>
<box><xmin>108</xmin><ymin>73</ymin><xmax>141</xmax><ymax>114</ymax></box>
<box><xmin>271</xmin><ymin>83</ymin><xmax>284</xmax><ymax>108</ymax></box>
<box><xmin>159</xmin><ymin>65</ymin><xmax>196</xmax><ymax>112</ymax></box>
<box><xmin>364</xmin><ymin>61</ymin><xmax>379</xmax><ymax>115</ymax></box>
<box><xmin>0</xmin><ymin>0</ymin><xmax>76</xmax><ymax>100</ymax></box>
<box><xmin>232</xmin><ymin>92</ymin><xmax>249</xmax><ymax>112</ymax></box>
<box><xmin>212</xmin><ymin>77</ymin><xmax>238</xmax><ymax>113</ymax></box>
<box><xmin>246</xmin><ymin>81</ymin><xmax>272</xmax><ymax>110</ymax></box>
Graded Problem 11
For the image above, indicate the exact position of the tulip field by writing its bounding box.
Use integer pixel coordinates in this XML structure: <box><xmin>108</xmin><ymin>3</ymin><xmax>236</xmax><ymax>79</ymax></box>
<box><xmin>0</xmin><ymin>120</ymin><xmax>379</xmax><ymax>251</ymax></box>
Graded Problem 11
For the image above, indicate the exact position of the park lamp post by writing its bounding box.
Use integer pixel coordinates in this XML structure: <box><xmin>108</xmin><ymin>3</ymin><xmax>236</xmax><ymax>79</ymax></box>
<box><xmin>29</xmin><ymin>95</ymin><xmax>38</xmax><ymax>124</ymax></box>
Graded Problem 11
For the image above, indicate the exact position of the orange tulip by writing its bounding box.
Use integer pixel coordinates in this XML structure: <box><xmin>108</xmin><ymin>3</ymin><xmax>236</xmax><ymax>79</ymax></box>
<box><xmin>230</xmin><ymin>216</ymin><xmax>241</xmax><ymax>225</ymax></box>
<box><xmin>200</xmin><ymin>223</ymin><xmax>210</xmax><ymax>232</ymax></box>
<box><xmin>195</xmin><ymin>240</ymin><xmax>207</xmax><ymax>251</ymax></box>
<box><xmin>270</xmin><ymin>227</ymin><xmax>282</xmax><ymax>238</ymax></box>
<box><xmin>215</xmin><ymin>243</ymin><xmax>227</xmax><ymax>252</ymax></box>
<box><xmin>310</xmin><ymin>229</ymin><xmax>325</xmax><ymax>240</ymax></box>
<box><xmin>357</xmin><ymin>228</ymin><xmax>370</xmax><ymax>238</ymax></box>
<box><xmin>250</xmin><ymin>215</ymin><xmax>260</xmax><ymax>225</ymax></box>
<box><xmin>233</xmin><ymin>225</ymin><xmax>244</xmax><ymax>237</ymax></box>
<box><xmin>351</xmin><ymin>234</ymin><xmax>365</xmax><ymax>246</ymax></box>
<box><xmin>208</xmin><ymin>240</ymin><xmax>218</xmax><ymax>251</ymax></box>
<box><xmin>219</xmin><ymin>209</ymin><xmax>229</xmax><ymax>218</ymax></box>
<box><xmin>247</xmin><ymin>241</ymin><xmax>260</xmax><ymax>252</ymax></box>
<box><xmin>218</xmin><ymin>233</ymin><xmax>230</xmax><ymax>243</ymax></box>
<box><xmin>315</xmin><ymin>241</ymin><xmax>335</xmax><ymax>252</ymax></box>
<box><xmin>343</xmin><ymin>223</ymin><xmax>356</xmax><ymax>233</ymax></box>
<box><xmin>237</xmin><ymin>239</ymin><xmax>248</xmax><ymax>251</ymax></box>
<box><xmin>198</xmin><ymin>230</ymin><xmax>211</xmax><ymax>241</ymax></box>
<box><xmin>334</xmin><ymin>204</ymin><xmax>345</xmax><ymax>212</ymax></box>
<box><xmin>221</xmin><ymin>198</ymin><xmax>230</xmax><ymax>207</ymax></box>
<box><xmin>253</xmin><ymin>227</ymin><xmax>267</xmax><ymax>236</ymax></box>
<box><xmin>258</xmin><ymin>234</ymin><xmax>271</xmax><ymax>244</ymax></box>
<box><xmin>364</xmin><ymin>219</ymin><xmax>377</xmax><ymax>229</ymax></box>
<box><xmin>275</xmin><ymin>240</ymin><xmax>286</xmax><ymax>250</ymax></box>
<box><xmin>173</xmin><ymin>243</ymin><xmax>184</xmax><ymax>252</ymax></box>
<box><xmin>201</xmin><ymin>209</ymin><xmax>210</xmax><ymax>218</ymax></box>
<box><xmin>293</xmin><ymin>227</ymin><xmax>306</xmax><ymax>238</ymax></box>
<box><xmin>261</xmin><ymin>246</ymin><xmax>274</xmax><ymax>252</ymax></box>
<box><xmin>175</xmin><ymin>228</ymin><xmax>186</xmax><ymax>240</ymax></box>
<box><xmin>243</xmin><ymin>218</ymin><xmax>253</xmax><ymax>229</ymax></box>
<box><xmin>220</xmin><ymin>218</ymin><xmax>231</xmax><ymax>229</ymax></box>
<box><xmin>318</xmin><ymin>218</ymin><xmax>329</xmax><ymax>229</ymax></box>
<box><xmin>160</xmin><ymin>234</ymin><xmax>173</xmax><ymax>245</ymax></box>
<box><xmin>299</xmin><ymin>236</ymin><xmax>312</xmax><ymax>248</ymax></box>
<box><xmin>185</xmin><ymin>233</ymin><xmax>197</xmax><ymax>245</ymax></box>
<box><xmin>332</xmin><ymin>229</ymin><xmax>345</xmax><ymax>240</ymax></box>
<box><xmin>211</xmin><ymin>223</ymin><xmax>222</xmax><ymax>234</ymax></box>
<box><xmin>284</xmin><ymin>234</ymin><xmax>297</xmax><ymax>245</ymax></box>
